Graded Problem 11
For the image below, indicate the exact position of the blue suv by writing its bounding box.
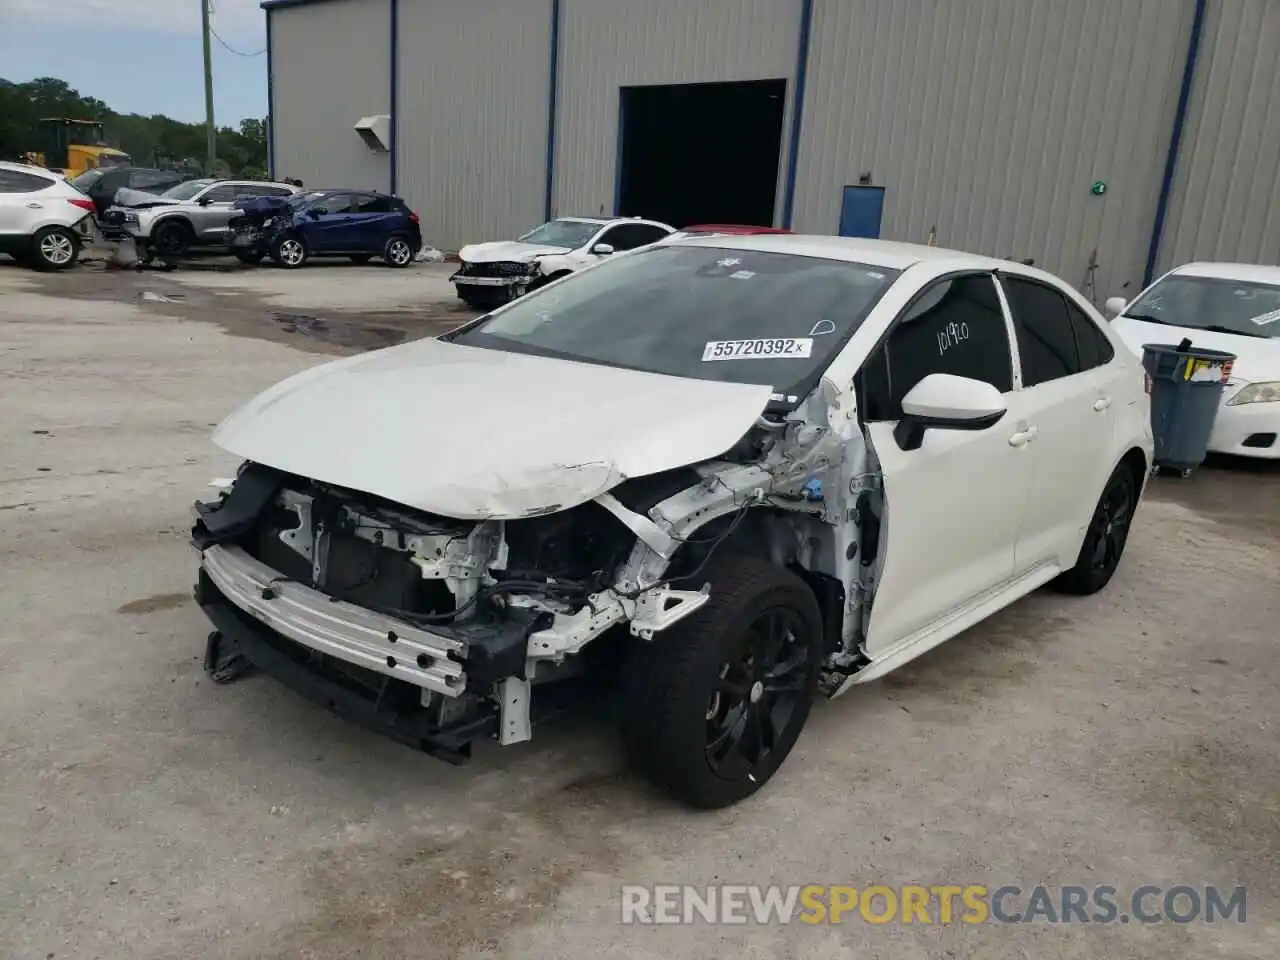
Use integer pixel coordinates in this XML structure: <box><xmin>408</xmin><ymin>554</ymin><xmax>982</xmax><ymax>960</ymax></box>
<box><xmin>228</xmin><ymin>189</ymin><xmax>423</xmax><ymax>268</ymax></box>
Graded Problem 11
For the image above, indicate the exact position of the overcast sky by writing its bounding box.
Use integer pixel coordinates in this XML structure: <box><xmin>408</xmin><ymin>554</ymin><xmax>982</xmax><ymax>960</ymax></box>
<box><xmin>0</xmin><ymin>0</ymin><xmax>269</xmax><ymax>124</ymax></box>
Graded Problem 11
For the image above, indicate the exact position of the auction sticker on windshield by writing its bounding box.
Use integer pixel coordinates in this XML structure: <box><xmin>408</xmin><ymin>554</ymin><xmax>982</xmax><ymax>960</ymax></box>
<box><xmin>702</xmin><ymin>338</ymin><xmax>813</xmax><ymax>361</ymax></box>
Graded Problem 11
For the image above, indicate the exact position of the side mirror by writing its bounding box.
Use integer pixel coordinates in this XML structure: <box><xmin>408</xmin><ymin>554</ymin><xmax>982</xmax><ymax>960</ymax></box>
<box><xmin>893</xmin><ymin>373</ymin><xmax>1007</xmax><ymax>451</ymax></box>
<box><xmin>591</xmin><ymin>243</ymin><xmax>614</xmax><ymax>256</ymax></box>
<box><xmin>1104</xmin><ymin>296</ymin><xmax>1127</xmax><ymax>318</ymax></box>
<box><xmin>197</xmin><ymin>196</ymin><xmax>211</xmax><ymax>206</ymax></box>
<box><xmin>306</xmin><ymin>209</ymin><xmax>322</xmax><ymax>220</ymax></box>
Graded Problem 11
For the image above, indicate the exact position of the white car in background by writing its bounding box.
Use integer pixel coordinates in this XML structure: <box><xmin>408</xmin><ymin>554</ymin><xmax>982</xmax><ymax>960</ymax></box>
<box><xmin>0</xmin><ymin>160</ymin><xmax>97</xmax><ymax>270</ymax></box>
<box><xmin>450</xmin><ymin>215</ymin><xmax>674</xmax><ymax>308</ymax></box>
<box><xmin>1106</xmin><ymin>262</ymin><xmax>1280</xmax><ymax>459</ymax></box>
<box><xmin>194</xmin><ymin>236</ymin><xmax>1151</xmax><ymax>808</ymax></box>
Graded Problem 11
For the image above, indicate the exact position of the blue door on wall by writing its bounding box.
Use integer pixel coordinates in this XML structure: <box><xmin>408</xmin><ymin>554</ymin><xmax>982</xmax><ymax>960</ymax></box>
<box><xmin>838</xmin><ymin>185</ymin><xmax>885</xmax><ymax>239</ymax></box>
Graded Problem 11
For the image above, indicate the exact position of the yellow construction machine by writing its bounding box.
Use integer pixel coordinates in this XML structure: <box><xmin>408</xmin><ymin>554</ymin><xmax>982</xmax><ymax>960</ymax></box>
<box><xmin>21</xmin><ymin>118</ymin><xmax>131</xmax><ymax>176</ymax></box>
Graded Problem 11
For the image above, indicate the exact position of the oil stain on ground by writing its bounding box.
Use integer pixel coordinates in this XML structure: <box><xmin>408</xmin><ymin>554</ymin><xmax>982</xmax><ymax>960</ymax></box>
<box><xmin>117</xmin><ymin>592</ymin><xmax>190</xmax><ymax>615</ymax></box>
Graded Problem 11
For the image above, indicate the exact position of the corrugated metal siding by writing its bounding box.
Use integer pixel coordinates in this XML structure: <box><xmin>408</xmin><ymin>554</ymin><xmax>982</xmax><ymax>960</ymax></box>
<box><xmin>793</xmin><ymin>0</ymin><xmax>1192</xmax><ymax>299</ymax></box>
<box><xmin>269</xmin><ymin>0</ymin><xmax>390</xmax><ymax>192</ymax></box>
<box><xmin>553</xmin><ymin>0</ymin><xmax>802</xmax><ymax>220</ymax></box>
<box><xmin>397</xmin><ymin>0</ymin><xmax>552</xmax><ymax>250</ymax></box>
<box><xmin>1160</xmin><ymin>0</ymin><xmax>1280</xmax><ymax>271</ymax></box>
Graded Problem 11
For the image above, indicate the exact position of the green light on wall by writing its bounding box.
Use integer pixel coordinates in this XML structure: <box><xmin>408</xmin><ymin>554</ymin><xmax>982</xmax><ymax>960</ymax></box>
<box><xmin>1091</xmin><ymin>181</ymin><xmax>1108</xmax><ymax>196</ymax></box>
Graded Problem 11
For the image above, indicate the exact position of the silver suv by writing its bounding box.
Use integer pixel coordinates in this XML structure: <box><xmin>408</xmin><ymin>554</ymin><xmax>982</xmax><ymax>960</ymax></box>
<box><xmin>102</xmin><ymin>178</ymin><xmax>301</xmax><ymax>258</ymax></box>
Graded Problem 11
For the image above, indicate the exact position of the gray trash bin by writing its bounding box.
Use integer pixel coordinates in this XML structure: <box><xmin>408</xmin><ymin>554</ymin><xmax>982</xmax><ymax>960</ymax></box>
<box><xmin>1141</xmin><ymin>341</ymin><xmax>1237</xmax><ymax>475</ymax></box>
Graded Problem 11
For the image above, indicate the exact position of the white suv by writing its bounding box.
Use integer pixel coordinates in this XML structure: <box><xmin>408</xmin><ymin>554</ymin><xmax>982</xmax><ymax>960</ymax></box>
<box><xmin>0</xmin><ymin>161</ymin><xmax>97</xmax><ymax>270</ymax></box>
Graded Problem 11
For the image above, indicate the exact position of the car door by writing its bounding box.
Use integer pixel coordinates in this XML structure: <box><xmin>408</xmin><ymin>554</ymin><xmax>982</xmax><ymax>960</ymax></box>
<box><xmin>997</xmin><ymin>273</ymin><xmax>1123</xmax><ymax>572</ymax></box>
<box><xmin>348</xmin><ymin>194</ymin><xmax>395</xmax><ymax>251</ymax></box>
<box><xmin>301</xmin><ymin>193</ymin><xmax>359</xmax><ymax>251</ymax></box>
<box><xmin>856</xmin><ymin>272</ymin><xmax>1038</xmax><ymax>657</ymax></box>
<box><xmin>191</xmin><ymin>183</ymin><xmax>241</xmax><ymax>240</ymax></box>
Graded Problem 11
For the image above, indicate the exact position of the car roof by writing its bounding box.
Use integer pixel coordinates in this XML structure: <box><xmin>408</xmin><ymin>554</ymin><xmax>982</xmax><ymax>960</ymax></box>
<box><xmin>670</xmin><ymin>233</ymin><xmax>1010</xmax><ymax>271</ymax></box>
<box><xmin>1169</xmin><ymin>261</ymin><xmax>1280</xmax><ymax>284</ymax></box>
<box><xmin>0</xmin><ymin>160</ymin><xmax>57</xmax><ymax>176</ymax></box>
<box><xmin>554</xmin><ymin>216</ymin><xmax>611</xmax><ymax>226</ymax></box>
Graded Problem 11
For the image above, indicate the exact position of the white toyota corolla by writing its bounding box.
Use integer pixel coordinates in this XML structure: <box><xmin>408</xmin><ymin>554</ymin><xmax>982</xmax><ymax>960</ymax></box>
<box><xmin>1106</xmin><ymin>262</ymin><xmax>1280</xmax><ymax>459</ymax></box>
<box><xmin>193</xmin><ymin>236</ymin><xmax>1152</xmax><ymax>808</ymax></box>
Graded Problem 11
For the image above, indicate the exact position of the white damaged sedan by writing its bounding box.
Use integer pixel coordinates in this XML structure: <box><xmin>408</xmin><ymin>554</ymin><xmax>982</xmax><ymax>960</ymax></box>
<box><xmin>194</xmin><ymin>236</ymin><xmax>1152</xmax><ymax>808</ymax></box>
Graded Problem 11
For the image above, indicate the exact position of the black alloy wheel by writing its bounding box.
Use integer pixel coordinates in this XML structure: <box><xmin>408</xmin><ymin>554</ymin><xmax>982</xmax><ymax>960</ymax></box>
<box><xmin>1055</xmin><ymin>464</ymin><xmax>1138</xmax><ymax>595</ymax></box>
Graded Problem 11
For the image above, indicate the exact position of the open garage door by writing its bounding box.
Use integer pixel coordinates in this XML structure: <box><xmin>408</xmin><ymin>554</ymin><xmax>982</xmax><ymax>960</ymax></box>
<box><xmin>616</xmin><ymin>79</ymin><xmax>787</xmax><ymax>229</ymax></box>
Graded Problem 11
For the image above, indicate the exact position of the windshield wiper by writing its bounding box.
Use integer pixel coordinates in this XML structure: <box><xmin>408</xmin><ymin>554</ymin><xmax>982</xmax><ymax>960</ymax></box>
<box><xmin>1123</xmin><ymin>312</ymin><xmax>1178</xmax><ymax>326</ymax></box>
<box><xmin>1198</xmin><ymin>324</ymin><xmax>1271</xmax><ymax>339</ymax></box>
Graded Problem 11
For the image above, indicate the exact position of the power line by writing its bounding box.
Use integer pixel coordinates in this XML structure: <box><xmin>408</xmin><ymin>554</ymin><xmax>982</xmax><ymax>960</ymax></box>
<box><xmin>210</xmin><ymin>24</ymin><xmax>266</xmax><ymax>58</ymax></box>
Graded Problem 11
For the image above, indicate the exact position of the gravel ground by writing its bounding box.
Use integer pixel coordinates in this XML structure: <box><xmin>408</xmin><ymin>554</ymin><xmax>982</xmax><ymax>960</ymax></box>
<box><xmin>1</xmin><ymin>257</ymin><xmax>1277</xmax><ymax>960</ymax></box>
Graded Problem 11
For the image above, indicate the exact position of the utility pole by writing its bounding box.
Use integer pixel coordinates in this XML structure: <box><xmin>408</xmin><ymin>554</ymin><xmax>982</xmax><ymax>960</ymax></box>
<box><xmin>201</xmin><ymin>0</ymin><xmax>217</xmax><ymax>173</ymax></box>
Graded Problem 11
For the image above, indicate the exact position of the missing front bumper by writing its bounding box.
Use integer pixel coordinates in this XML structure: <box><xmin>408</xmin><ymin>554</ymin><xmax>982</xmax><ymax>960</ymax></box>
<box><xmin>201</xmin><ymin>543</ymin><xmax>468</xmax><ymax>697</ymax></box>
<box><xmin>197</xmin><ymin>579</ymin><xmax>497</xmax><ymax>764</ymax></box>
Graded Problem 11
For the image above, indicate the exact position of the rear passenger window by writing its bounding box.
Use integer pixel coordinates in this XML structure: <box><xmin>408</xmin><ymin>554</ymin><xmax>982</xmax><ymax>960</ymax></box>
<box><xmin>355</xmin><ymin>195</ymin><xmax>393</xmax><ymax>213</ymax></box>
<box><xmin>1001</xmin><ymin>277</ymin><xmax>1080</xmax><ymax>385</ymax></box>
<box><xmin>1064</xmin><ymin>299</ymin><xmax>1115</xmax><ymax>370</ymax></box>
<box><xmin>0</xmin><ymin>169</ymin><xmax>55</xmax><ymax>192</ymax></box>
<box><xmin>859</xmin><ymin>274</ymin><xmax>1014</xmax><ymax>422</ymax></box>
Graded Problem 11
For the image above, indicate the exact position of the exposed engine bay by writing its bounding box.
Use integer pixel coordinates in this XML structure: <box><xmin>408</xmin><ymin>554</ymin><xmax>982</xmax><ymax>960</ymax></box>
<box><xmin>192</xmin><ymin>381</ymin><xmax>884</xmax><ymax>762</ymax></box>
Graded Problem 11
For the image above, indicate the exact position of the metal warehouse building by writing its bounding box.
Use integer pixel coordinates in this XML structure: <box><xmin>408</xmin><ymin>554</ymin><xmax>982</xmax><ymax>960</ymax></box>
<box><xmin>262</xmin><ymin>0</ymin><xmax>1280</xmax><ymax>299</ymax></box>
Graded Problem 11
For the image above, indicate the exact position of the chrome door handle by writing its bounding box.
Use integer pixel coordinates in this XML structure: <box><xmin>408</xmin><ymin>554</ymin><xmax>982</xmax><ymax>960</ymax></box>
<box><xmin>1009</xmin><ymin>426</ymin><xmax>1038</xmax><ymax>447</ymax></box>
<box><xmin>1094</xmin><ymin>397</ymin><xmax>1112</xmax><ymax>411</ymax></box>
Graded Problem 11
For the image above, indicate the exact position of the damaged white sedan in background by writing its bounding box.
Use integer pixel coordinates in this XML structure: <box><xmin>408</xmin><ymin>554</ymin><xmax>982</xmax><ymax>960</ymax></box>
<box><xmin>193</xmin><ymin>235</ymin><xmax>1152</xmax><ymax>808</ymax></box>
<box><xmin>449</xmin><ymin>216</ymin><xmax>674</xmax><ymax>309</ymax></box>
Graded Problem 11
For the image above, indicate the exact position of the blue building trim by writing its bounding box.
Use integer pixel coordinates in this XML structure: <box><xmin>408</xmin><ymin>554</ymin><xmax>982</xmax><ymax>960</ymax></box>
<box><xmin>266</xmin><ymin>11</ymin><xmax>276</xmax><ymax>178</ymax></box>
<box><xmin>543</xmin><ymin>0</ymin><xmax>562</xmax><ymax>221</ymax></box>
<box><xmin>780</xmin><ymin>0</ymin><xmax>814</xmax><ymax>229</ymax></box>
<box><xmin>1144</xmin><ymin>0</ymin><xmax>1208</xmax><ymax>285</ymax></box>
<box><xmin>389</xmin><ymin>0</ymin><xmax>399</xmax><ymax>194</ymax></box>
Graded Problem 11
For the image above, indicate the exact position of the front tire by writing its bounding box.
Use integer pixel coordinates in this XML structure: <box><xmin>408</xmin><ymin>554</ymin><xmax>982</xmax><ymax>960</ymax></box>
<box><xmin>382</xmin><ymin>235</ymin><xmax>414</xmax><ymax>267</ymax></box>
<box><xmin>30</xmin><ymin>227</ymin><xmax>80</xmax><ymax>271</ymax></box>
<box><xmin>271</xmin><ymin>234</ymin><xmax>308</xmax><ymax>269</ymax></box>
<box><xmin>151</xmin><ymin>220</ymin><xmax>191</xmax><ymax>259</ymax></box>
<box><xmin>1054</xmin><ymin>463</ymin><xmax>1138</xmax><ymax>595</ymax></box>
<box><xmin>619</xmin><ymin>553</ymin><xmax>823</xmax><ymax>808</ymax></box>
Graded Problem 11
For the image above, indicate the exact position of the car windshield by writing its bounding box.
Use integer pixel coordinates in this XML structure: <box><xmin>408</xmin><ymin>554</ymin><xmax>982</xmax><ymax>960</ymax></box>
<box><xmin>516</xmin><ymin>219</ymin><xmax>601</xmax><ymax>249</ymax></box>
<box><xmin>1126</xmin><ymin>275</ymin><xmax>1280</xmax><ymax>339</ymax></box>
<box><xmin>288</xmin><ymin>190</ymin><xmax>334</xmax><ymax>210</ymax></box>
<box><xmin>162</xmin><ymin>179</ymin><xmax>213</xmax><ymax>201</ymax></box>
<box><xmin>447</xmin><ymin>245</ymin><xmax>900</xmax><ymax>397</ymax></box>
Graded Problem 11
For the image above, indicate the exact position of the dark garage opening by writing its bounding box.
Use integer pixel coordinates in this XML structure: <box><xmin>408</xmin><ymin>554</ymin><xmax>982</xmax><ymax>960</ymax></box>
<box><xmin>616</xmin><ymin>79</ymin><xmax>787</xmax><ymax>228</ymax></box>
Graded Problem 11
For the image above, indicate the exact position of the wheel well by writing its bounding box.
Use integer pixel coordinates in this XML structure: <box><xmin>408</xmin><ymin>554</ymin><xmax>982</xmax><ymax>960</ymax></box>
<box><xmin>1118</xmin><ymin>447</ymin><xmax>1148</xmax><ymax>484</ymax></box>
<box><xmin>665</xmin><ymin>505</ymin><xmax>844</xmax><ymax>655</ymax></box>
<box><xmin>154</xmin><ymin>217</ymin><xmax>193</xmax><ymax>237</ymax></box>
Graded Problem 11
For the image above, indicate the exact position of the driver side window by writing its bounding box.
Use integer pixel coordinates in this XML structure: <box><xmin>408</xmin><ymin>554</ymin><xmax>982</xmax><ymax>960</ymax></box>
<box><xmin>858</xmin><ymin>274</ymin><xmax>1013</xmax><ymax>422</ymax></box>
<box><xmin>595</xmin><ymin>224</ymin><xmax>652</xmax><ymax>252</ymax></box>
<box><xmin>201</xmin><ymin>184</ymin><xmax>239</xmax><ymax>204</ymax></box>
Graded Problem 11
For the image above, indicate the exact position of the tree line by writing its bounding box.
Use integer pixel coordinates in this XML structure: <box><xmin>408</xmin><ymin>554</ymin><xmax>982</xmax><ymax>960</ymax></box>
<box><xmin>0</xmin><ymin>77</ymin><xmax>268</xmax><ymax>178</ymax></box>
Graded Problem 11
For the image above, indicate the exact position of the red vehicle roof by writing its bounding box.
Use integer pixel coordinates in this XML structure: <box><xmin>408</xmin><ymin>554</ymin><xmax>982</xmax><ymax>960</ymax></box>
<box><xmin>680</xmin><ymin>224</ymin><xmax>794</xmax><ymax>235</ymax></box>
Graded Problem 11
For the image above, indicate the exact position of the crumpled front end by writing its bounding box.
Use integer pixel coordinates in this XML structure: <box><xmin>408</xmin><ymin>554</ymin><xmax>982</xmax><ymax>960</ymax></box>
<box><xmin>192</xmin><ymin>367</ymin><xmax>873</xmax><ymax>762</ymax></box>
<box><xmin>227</xmin><ymin>196</ymin><xmax>294</xmax><ymax>254</ymax></box>
<box><xmin>191</xmin><ymin>462</ymin><xmax>714</xmax><ymax>761</ymax></box>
